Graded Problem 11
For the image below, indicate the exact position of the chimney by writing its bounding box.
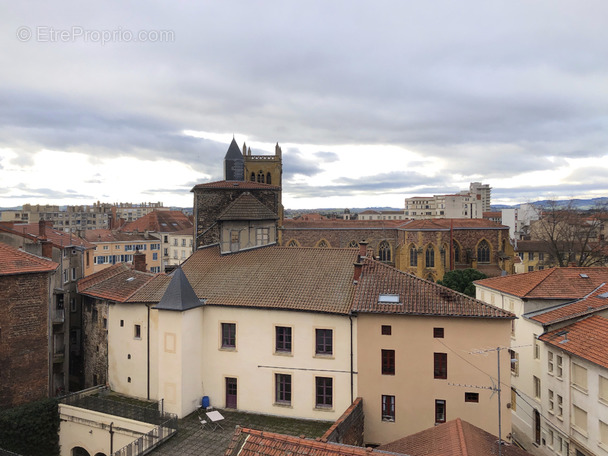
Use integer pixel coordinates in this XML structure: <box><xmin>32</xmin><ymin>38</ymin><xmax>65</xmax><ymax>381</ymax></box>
<box><xmin>358</xmin><ymin>240</ymin><xmax>369</xmax><ymax>261</ymax></box>
<box><xmin>41</xmin><ymin>239</ymin><xmax>53</xmax><ymax>259</ymax></box>
<box><xmin>133</xmin><ymin>249</ymin><xmax>147</xmax><ymax>272</ymax></box>
<box><xmin>39</xmin><ymin>219</ymin><xmax>47</xmax><ymax>239</ymax></box>
<box><xmin>353</xmin><ymin>262</ymin><xmax>363</xmax><ymax>282</ymax></box>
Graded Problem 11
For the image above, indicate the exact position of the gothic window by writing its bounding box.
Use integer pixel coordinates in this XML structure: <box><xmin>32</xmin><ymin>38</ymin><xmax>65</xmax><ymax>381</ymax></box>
<box><xmin>250</xmin><ymin>172</ymin><xmax>255</xmax><ymax>182</ymax></box>
<box><xmin>266</xmin><ymin>173</ymin><xmax>272</xmax><ymax>185</ymax></box>
<box><xmin>426</xmin><ymin>245</ymin><xmax>435</xmax><ymax>268</ymax></box>
<box><xmin>410</xmin><ymin>245</ymin><xmax>418</xmax><ymax>267</ymax></box>
<box><xmin>478</xmin><ymin>240</ymin><xmax>490</xmax><ymax>263</ymax></box>
<box><xmin>287</xmin><ymin>239</ymin><xmax>299</xmax><ymax>247</ymax></box>
<box><xmin>427</xmin><ymin>274</ymin><xmax>435</xmax><ymax>283</ymax></box>
<box><xmin>317</xmin><ymin>239</ymin><xmax>329</xmax><ymax>248</ymax></box>
<box><xmin>441</xmin><ymin>244</ymin><xmax>448</xmax><ymax>268</ymax></box>
<box><xmin>453</xmin><ymin>241</ymin><xmax>461</xmax><ymax>263</ymax></box>
<box><xmin>257</xmin><ymin>171</ymin><xmax>265</xmax><ymax>183</ymax></box>
<box><xmin>378</xmin><ymin>241</ymin><xmax>391</xmax><ymax>262</ymax></box>
<box><xmin>348</xmin><ymin>240</ymin><xmax>358</xmax><ymax>248</ymax></box>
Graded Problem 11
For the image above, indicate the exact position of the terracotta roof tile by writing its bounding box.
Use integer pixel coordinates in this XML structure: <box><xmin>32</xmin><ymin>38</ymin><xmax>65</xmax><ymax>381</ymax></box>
<box><xmin>218</xmin><ymin>193</ymin><xmax>279</xmax><ymax>221</ymax></box>
<box><xmin>399</xmin><ymin>219</ymin><xmax>508</xmax><ymax>230</ymax></box>
<box><xmin>77</xmin><ymin>263</ymin><xmax>157</xmax><ymax>302</ymax></box>
<box><xmin>0</xmin><ymin>242</ymin><xmax>59</xmax><ymax>276</ymax></box>
<box><xmin>82</xmin><ymin>229</ymin><xmax>159</xmax><ymax>243</ymax></box>
<box><xmin>475</xmin><ymin>267</ymin><xmax>608</xmax><ymax>299</ymax></box>
<box><xmin>224</xmin><ymin>427</ymin><xmax>387</xmax><ymax>456</ymax></box>
<box><xmin>529</xmin><ymin>283</ymin><xmax>608</xmax><ymax>324</ymax></box>
<box><xmin>539</xmin><ymin>315</ymin><xmax>608</xmax><ymax>369</ymax></box>
<box><xmin>283</xmin><ymin>220</ymin><xmax>405</xmax><ymax>229</ymax></box>
<box><xmin>191</xmin><ymin>180</ymin><xmax>279</xmax><ymax>191</ymax></box>
<box><xmin>0</xmin><ymin>223</ymin><xmax>95</xmax><ymax>250</ymax></box>
<box><xmin>377</xmin><ymin>418</ymin><xmax>532</xmax><ymax>456</ymax></box>
<box><xmin>352</xmin><ymin>259</ymin><xmax>513</xmax><ymax>319</ymax></box>
<box><xmin>119</xmin><ymin>210</ymin><xmax>193</xmax><ymax>233</ymax></box>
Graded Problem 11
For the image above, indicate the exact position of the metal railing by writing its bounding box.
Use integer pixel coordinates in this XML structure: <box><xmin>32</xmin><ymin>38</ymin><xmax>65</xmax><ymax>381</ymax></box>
<box><xmin>112</xmin><ymin>414</ymin><xmax>178</xmax><ymax>456</ymax></box>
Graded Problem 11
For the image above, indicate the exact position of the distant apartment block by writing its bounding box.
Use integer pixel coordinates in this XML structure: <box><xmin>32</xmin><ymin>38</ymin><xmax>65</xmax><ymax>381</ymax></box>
<box><xmin>404</xmin><ymin>182</ymin><xmax>491</xmax><ymax>220</ymax></box>
<box><xmin>356</xmin><ymin>210</ymin><xmax>407</xmax><ymax>221</ymax></box>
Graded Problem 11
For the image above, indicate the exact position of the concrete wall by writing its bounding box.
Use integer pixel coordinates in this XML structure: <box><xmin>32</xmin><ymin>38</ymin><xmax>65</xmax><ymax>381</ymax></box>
<box><xmin>357</xmin><ymin>313</ymin><xmax>512</xmax><ymax>445</ymax></box>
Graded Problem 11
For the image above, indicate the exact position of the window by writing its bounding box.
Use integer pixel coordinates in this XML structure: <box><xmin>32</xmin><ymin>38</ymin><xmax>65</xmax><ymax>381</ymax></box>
<box><xmin>539</xmin><ymin>252</ymin><xmax>544</xmax><ymax>261</ymax></box>
<box><xmin>528</xmin><ymin>266</ymin><xmax>534</xmax><ymax>272</ymax></box>
<box><xmin>230</xmin><ymin>231</ymin><xmax>239</xmax><ymax>244</ymax></box>
<box><xmin>409</xmin><ymin>246</ymin><xmax>418</xmax><ymax>267</ymax></box>
<box><xmin>275</xmin><ymin>374</ymin><xmax>291</xmax><ymax>404</ymax></box>
<box><xmin>557</xmin><ymin>394</ymin><xmax>563</xmax><ymax>418</ymax></box>
<box><xmin>315</xmin><ymin>329</ymin><xmax>333</xmax><ymax>355</ymax></box>
<box><xmin>256</xmin><ymin>228</ymin><xmax>270</xmax><ymax>246</ymax></box>
<box><xmin>63</xmin><ymin>269</ymin><xmax>68</xmax><ymax>283</ymax></box>
<box><xmin>381</xmin><ymin>325</ymin><xmax>391</xmax><ymax>335</ymax></box>
<box><xmin>548</xmin><ymin>351</ymin><xmax>554</xmax><ymax>374</ymax></box>
<box><xmin>70</xmin><ymin>298</ymin><xmax>77</xmax><ymax>312</ymax></box>
<box><xmin>556</xmin><ymin>355</ymin><xmax>563</xmax><ymax>378</ymax></box>
<box><xmin>382</xmin><ymin>350</ymin><xmax>395</xmax><ymax>375</ymax></box>
<box><xmin>434</xmin><ymin>353</ymin><xmax>447</xmax><ymax>379</ymax></box>
<box><xmin>378</xmin><ymin>241</ymin><xmax>391</xmax><ymax>262</ymax></box>
<box><xmin>453</xmin><ymin>241</ymin><xmax>460</xmax><ymax>263</ymax></box>
<box><xmin>529</xmin><ymin>252</ymin><xmax>535</xmax><ymax>261</ymax></box>
<box><xmin>275</xmin><ymin>326</ymin><xmax>292</xmax><ymax>353</ymax></box>
<box><xmin>425</xmin><ymin>246</ymin><xmax>435</xmax><ymax>268</ymax></box>
<box><xmin>600</xmin><ymin>376</ymin><xmax>608</xmax><ymax>403</ymax></box>
<box><xmin>573</xmin><ymin>405</ymin><xmax>588</xmax><ymax>433</ymax></box>
<box><xmin>120</xmin><ymin>320</ymin><xmax>124</xmax><ymax>327</ymax></box>
<box><xmin>174</xmin><ymin>239</ymin><xmax>178</xmax><ymax>246</ymax></box>
<box><xmin>134</xmin><ymin>324</ymin><xmax>141</xmax><ymax>339</ymax></box>
<box><xmin>509</xmin><ymin>349</ymin><xmax>519</xmax><ymax>375</ymax></box>
<box><xmin>182</xmin><ymin>239</ymin><xmax>186</xmax><ymax>246</ymax></box>
<box><xmin>382</xmin><ymin>395</ymin><xmax>395</xmax><ymax>421</ymax></box>
<box><xmin>534</xmin><ymin>376</ymin><xmax>541</xmax><ymax>400</ymax></box>
<box><xmin>433</xmin><ymin>327</ymin><xmax>444</xmax><ymax>338</ymax></box>
<box><xmin>572</xmin><ymin>363</ymin><xmax>588</xmax><ymax>392</ymax></box>
<box><xmin>465</xmin><ymin>392</ymin><xmax>479</xmax><ymax>403</ymax></box>
<box><xmin>71</xmin><ymin>267</ymin><xmax>76</xmax><ymax>281</ymax></box>
<box><xmin>477</xmin><ymin>240</ymin><xmax>490</xmax><ymax>263</ymax></box>
<box><xmin>534</xmin><ymin>334</ymin><xmax>540</xmax><ymax>359</ymax></box>
<box><xmin>435</xmin><ymin>399</ymin><xmax>446</xmax><ymax>423</ymax></box>
<box><xmin>548</xmin><ymin>389</ymin><xmax>554</xmax><ymax>412</ymax></box>
<box><xmin>153</xmin><ymin>252</ymin><xmax>158</xmax><ymax>260</ymax></box>
<box><xmin>315</xmin><ymin>377</ymin><xmax>332</xmax><ymax>408</ymax></box>
<box><xmin>221</xmin><ymin>323</ymin><xmax>236</xmax><ymax>348</ymax></box>
<box><xmin>511</xmin><ymin>387</ymin><xmax>517</xmax><ymax>412</ymax></box>
<box><xmin>600</xmin><ymin>421</ymin><xmax>608</xmax><ymax>446</ymax></box>
<box><xmin>163</xmin><ymin>235</ymin><xmax>168</xmax><ymax>243</ymax></box>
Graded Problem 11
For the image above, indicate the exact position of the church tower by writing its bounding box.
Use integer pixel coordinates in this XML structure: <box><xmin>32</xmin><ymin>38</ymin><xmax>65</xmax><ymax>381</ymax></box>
<box><xmin>243</xmin><ymin>142</ymin><xmax>282</xmax><ymax>189</ymax></box>
<box><xmin>224</xmin><ymin>138</ymin><xmax>245</xmax><ymax>181</ymax></box>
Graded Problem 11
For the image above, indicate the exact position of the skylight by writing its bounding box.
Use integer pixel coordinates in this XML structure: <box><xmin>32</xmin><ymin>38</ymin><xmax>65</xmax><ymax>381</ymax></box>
<box><xmin>378</xmin><ymin>294</ymin><xmax>401</xmax><ymax>304</ymax></box>
<box><xmin>580</xmin><ymin>273</ymin><xmax>589</xmax><ymax>278</ymax></box>
<box><xmin>126</xmin><ymin>277</ymin><xmax>135</xmax><ymax>282</ymax></box>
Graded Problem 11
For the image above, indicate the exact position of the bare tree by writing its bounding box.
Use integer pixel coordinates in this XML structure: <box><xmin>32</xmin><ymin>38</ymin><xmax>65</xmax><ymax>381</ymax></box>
<box><xmin>529</xmin><ymin>200</ymin><xmax>607</xmax><ymax>267</ymax></box>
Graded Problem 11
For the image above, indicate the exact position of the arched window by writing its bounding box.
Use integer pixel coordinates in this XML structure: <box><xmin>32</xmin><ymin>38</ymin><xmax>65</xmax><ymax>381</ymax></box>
<box><xmin>453</xmin><ymin>241</ymin><xmax>461</xmax><ymax>263</ymax></box>
<box><xmin>378</xmin><ymin>241</ymin><xmax>391</xmax><ymax>262</ymax></box>
<box><xmin>317</xmin><ymin>239</ymin><xmax>329</xmax><ymax>248</ymax></box>
<box><xmin>426</xmin><ymin>274</ymin><xmax>435</xmax><ymax>283</ymax></box>
<box><xmin>287</xmin><ymin>239</ymin><xmax>299</xmax><ymax>247</ymax></box>
<box><xmin>478</xmin><ymin>240</ymin><xmax>491</xmax><ymax>263</ymax></box>
<box><xmin>250</xmin><ymin>172</ymin><xmax>256</xmax><ymax>182</ymax></box>
<box><xmin>72</xmin><ymin>448</ymin><xmax>91</xmax><ymax>456</ymax></box>
<box><xmin>266</xmin><ymin>173</ymin><xmax>272</xmax><ymax>185</ymax></box>
<box><xmin>257</xmin><ymin>171</ymin><xmax>265</xmax><ymax>183</ymax></box>
<box><xmin>441</xmin><ymin>244</ymin><xmax>448</xmax><ymax>268</ymax></box>
<box><xmin>348</xmin><ymin>240</ymin><xmax>358</xmax><ymax>248</ymax></box>
<box><xmin>410</xmin><ymin>245</ymin><xmax>418</xmax><ymax>267</ymax></box>
<box><xmin>426</xmin><ymin>245</ymin><xmax>435</xmax><ymax>268</ymax></box>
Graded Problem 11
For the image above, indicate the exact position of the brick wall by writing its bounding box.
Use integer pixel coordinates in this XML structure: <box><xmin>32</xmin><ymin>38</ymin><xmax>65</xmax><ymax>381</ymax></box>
<box><xmin>321</xmin><ymin>397</ymin><xmax>364</xmax><ymax>446</ymax></box>
<box><xmin>0</xmin><ymin>273</ymin><xmax>49</xmax><ymax>408</ymax></box>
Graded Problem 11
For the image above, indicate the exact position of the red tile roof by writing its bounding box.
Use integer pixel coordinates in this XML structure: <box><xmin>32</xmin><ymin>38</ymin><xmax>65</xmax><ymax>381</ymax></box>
<box><xmin>377</xmin><ymin>418</ymin><xmax>532</xmax><ymax>456</ymax></box>
<box><xmin>191</xmin><ymin>180</ymin><xmax>279</xmax><ymax>191</ymax></box>
<box><xmin>82</xmin><ymin>229</ymin><xmax>159</xmax><ymax>243</ymax></box>
<box><xmin>539</xmin><ymin>315</ymin><xmax>608</xmax><ymax>369</ymax></box>
<box><xmin>0</xmin><ymin>242</ymin><xmax>59</xmax><ymax>276</ymax></box>
<box><xmin>224</xmin><ymin>427</ymin><xmax>384</xmax><ymax>456</ymax></box>
<box><xmin>77</xmin><ymin>263</ymin><xmax>157</xmax><ymax>302</ymax></box>
<box><xmin>352</xmin><ymin>259</ymin><xmax>513</xmax><ymax>319</ymax></box>
<box><xmin>475</xmin><ymin>267</ymin><xmax>608</xmax><ymax>300</ymax></box>
<box><xmin>514</xmin><ymin>240</ymin><xmax>551</xmax><ymax>252</ymax></box>
<box><xmin>129</xmin><ymin>245</ymin><xmax>358</xmax><ymax>314</ymax></box>
<box><xmin>0</xmin><ymin>223</ymin><xmax>95</xmax><ymax>250</ymax></box>
<box><xmin>119</xmin><ymin>210</ymin><xmax>193</xmax><ymax>233</ymax></box>
<box><xmin>529</xmin><ymin>283</ymin><xmax>608</xmax><ymax>324</ymax></box>
<box><xmin>283</xmin><ymin>219</ymin><xmax>405</xmax><ymax>229</ymax></box>
<box><xmin>399</xmin><ymin>219</ymin><xmax>508</xmax><ymax>230</ymax></box>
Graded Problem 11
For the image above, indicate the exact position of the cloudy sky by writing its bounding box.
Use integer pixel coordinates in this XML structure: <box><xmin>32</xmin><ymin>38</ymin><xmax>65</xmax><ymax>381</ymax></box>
<box><xmin>1</xmin><ymin>1</ymin><xmax>607</xmax><ymax>209</ymax></box>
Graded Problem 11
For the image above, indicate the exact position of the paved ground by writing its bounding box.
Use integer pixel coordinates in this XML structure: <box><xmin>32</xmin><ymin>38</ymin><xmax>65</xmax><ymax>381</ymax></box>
<box><xmin>150</xmin><ymin>408</ymin><xmax>333</xmax><ymax>456</ymax></box>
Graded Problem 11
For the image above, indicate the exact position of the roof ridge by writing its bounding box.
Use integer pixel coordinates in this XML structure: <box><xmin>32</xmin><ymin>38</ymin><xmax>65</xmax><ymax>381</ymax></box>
<box><xmin>455</xmin><ymin>418</ymin><xmax>469</xmax><ymax>456</ymax></box>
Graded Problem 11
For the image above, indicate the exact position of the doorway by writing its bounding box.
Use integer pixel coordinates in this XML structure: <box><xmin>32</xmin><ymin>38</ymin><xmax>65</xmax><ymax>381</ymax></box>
<box><xmin>226</xmin><ymin>377</ymin><xmax>237</xmax><ymax>409</ymax></box>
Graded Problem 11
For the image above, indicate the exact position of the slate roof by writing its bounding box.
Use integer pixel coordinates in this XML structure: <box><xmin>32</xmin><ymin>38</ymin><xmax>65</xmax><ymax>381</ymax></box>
<box><xmin>119</xmin><ymin>210</ymin><xmax>193</xmax><ymax>233</ymax></box>
<box><xmin>129</xmin><ymin>245</ymin><xmax>358</xmax><ymax>314</ymax></box>
<box><xmin>514</xmin><ymin>240</ymin><xmax>552</xmax><ymax>252</ymax></box>
<box><xmin>0</xmin><ymin>242</ymin><xmax>59</xmax><ymax>276</ymax></box>
<box><xmin>529</xmin><ymin>283</ymin><xmax>608</xmax><ymax>325</ymax></box>
<box><xmin>224</xmin><ymin>427</ymin><xmax>388</xmax><ymax>456</ymax></box>
<box><xmin>77</xmin><ymin>263</ymin><xmax>157</xmax><ymax>302</ymax></box>
<box><xmin>153</xmin><ymin>267</ymin><xmax>204</xmax><ymax>311</ymax></box>
<box><xmin>224</xmin><ymin>138</ymin><xmax>243</xmax><ymax>159</ymax></box>
<box><xmin>218</xmin><ymin>193</ymin><xmax>279</xmax><ymax>221</ymax></box>
<box><xmin>539</xmin><ymin>315</ymin><xmax>608</xmax><ymax>369</ymax></box>
<box><xmin>352</xmin><ymin>259</ymin><xmax>513</xmax><ymax>319</ymax></box>
<box><xmin>377</xmin><ymin>418</ymin><xmax>532</xmax><ymax>456</ymax></box>
<box><xmin>475</xmin><ymin>267</ymin><xmax>608</xmax><ymax>300</ymax></box>
<box><xmin>191</xmin><ymin>180</ymin><xmax>279</xmax><ymax>191</ymax></box>
<box><xmin>0</xmin><ymin>223</ymin><xmax>95</xmax><ymax>250</ymax></box>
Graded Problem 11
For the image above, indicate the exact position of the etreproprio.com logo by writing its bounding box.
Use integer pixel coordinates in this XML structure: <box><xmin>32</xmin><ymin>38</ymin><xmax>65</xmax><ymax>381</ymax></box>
<box><xmin>16</xmin><ymin>26</ymin><xmax>175</xmax><ymax>45</ymax></box>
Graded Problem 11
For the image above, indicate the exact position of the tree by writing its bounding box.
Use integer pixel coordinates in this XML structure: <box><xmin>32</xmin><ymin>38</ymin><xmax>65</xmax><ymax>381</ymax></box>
<box><xmin>529</xmin><ymin>200</ymin><xmax>608</xmax><ymax>267</ymax></box>
<box><xmin>438</xmin><ymin>268</ymin><xmax>488</xmax><ymax>297</ymax></box>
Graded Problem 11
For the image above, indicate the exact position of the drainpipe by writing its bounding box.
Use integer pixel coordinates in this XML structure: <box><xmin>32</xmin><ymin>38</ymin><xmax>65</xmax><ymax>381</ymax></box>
<box><xmin>109</xmin><ymin>422</ymin><xmax>114</xmax><ymax>455</ymax></box>
<box><xmin>147</xmin><ymin>304</ymin><xmax>151</xmax><ymax>400</ymax></box>
<box><xmin>349</xmin><ymin>314</ymin><xmax>354</xmax><ymax>404</ymax></box>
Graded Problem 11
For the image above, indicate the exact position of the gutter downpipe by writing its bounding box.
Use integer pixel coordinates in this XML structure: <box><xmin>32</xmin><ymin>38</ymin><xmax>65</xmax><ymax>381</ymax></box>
<box><xmin>349</xmin><ymin>313</ymin><xmax>354</xmax><ymax>404</ymax></box>
<box><xmin>147</xmin><ymin>304</ymin><xmax>150</xmax><ymax>400</ymax></box>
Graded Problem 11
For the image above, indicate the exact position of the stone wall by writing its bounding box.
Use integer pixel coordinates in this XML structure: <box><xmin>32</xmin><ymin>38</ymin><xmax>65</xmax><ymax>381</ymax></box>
<box><xmin>321</xmin><ymin>397</ymin><xmax>364</xmax><ymax>446</ymax></box>
<box><xmin>0</xmin><ymin>272</ymin><xmax>49</xmax><ymax>408</ymax></box>
<box><xmin>82</xmin><ymin>297</ymin><xmax>108</xmax><ymax>388</ymax></box>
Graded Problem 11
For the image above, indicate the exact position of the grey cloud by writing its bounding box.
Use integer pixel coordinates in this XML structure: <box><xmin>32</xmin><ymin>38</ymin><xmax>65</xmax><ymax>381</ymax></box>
<box><xmin>283</xmin><ymin>150</ymin><xmax>324</xmax><ymax>178</ymax></box>
<box><xmin>314</xmin><ymin>152</ymin><xmax>340</xmax><ymax>163</ymax></box>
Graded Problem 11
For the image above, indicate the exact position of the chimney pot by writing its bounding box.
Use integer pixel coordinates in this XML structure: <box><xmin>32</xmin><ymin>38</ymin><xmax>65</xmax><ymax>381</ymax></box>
<box><xmin>358</xmin><ymin>240</ymin><xmax>369</xmax><ymax>260</ymax></box>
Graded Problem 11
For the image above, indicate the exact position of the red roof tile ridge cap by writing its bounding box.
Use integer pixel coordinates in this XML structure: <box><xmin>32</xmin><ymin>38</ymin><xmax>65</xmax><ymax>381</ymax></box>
<box><xmin>455</xmin><ymin>418</ymin><xmax>468</xmax><ymax>456</ymax></box>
